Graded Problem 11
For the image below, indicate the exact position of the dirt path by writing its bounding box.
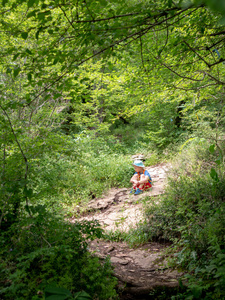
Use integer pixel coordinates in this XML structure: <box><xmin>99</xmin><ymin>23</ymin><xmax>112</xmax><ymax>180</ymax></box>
<box><xmin>76</xmin><ymin>163</ymin><xmax>169</xmax><ymax>232</ymax></box>
<box><xmin>71</xmin><ymin>163</ymin><xmax>184</xmax><ymax>299</ymax></box>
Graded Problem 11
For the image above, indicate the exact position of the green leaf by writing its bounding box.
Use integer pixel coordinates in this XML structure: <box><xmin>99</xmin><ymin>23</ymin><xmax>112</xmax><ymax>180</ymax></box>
<box><xmin>200</xmin><ymin>27</ymin><xmax>205</xmax><ymax>34</ymax></box>
<box><xmin>44</xmin><ymin>94</ymin><xmax>51</xmax><ymax>100</ymax></box>
<box><xmin>14</xmin><ymin>66</ymin><xmax>21</xmax><ymax>77</ymax></box>
<box><xmin>36</xmin><ymin>29</ymin><xmax>40</xmax><ymax>40</ymax></box>
<box><xmin>27</xmin><ymin>0</ymin><xmax>36</xmax><ymax>8</ymax></box>
<box><xmin>13</xmin><ymin>53</ymin><xmax>20</xmax><ymax>61</ymax></box>
<box><xmin>46</xmin><ymin>296</ymin><xmax>71</xmax><ymax>300</ymax></box>
<box><xmin>37</xmin><ymin>11</ymin><xmax>51</xmax><ymax>21</ymax></box>
<box><xmin>7</xmin><ymin>100</ymin><xmax>18</xmax><ymax>109</ymax></box>
<box><xmin>37</xmin><ymin>12</ymin><xmax>46</xmax><ymax>20</ymax></box>
<box><xmin>21</xmin><ymin>32</ymin><xmax>28</xmax><ymax>39</ymax></box>
<box><xmin>45</xmin><ymin>286</ymin><xmax>73</xmax><ymax>300</ymax></box>
<box><xmin>74</xmin><ymin>291</ymin><xmax>92</xmax><ymax>300</ymax></box>
<box><xmin>191</xmin><ymin>286</ymin><xmax>202</xmax><ymax>298</ymax></box>
<box><xmin>218</xmin><ymin>16</ymin><xmax>225</xmax><ymax>25</ymax></box>
<box><xmin>45</xmin><ymin>286</ymin><xmax>72</xmax><ymax>296</ymax></box>
<box><xmin>41</xmin><ymin>3</ymin><xmax>47</xmax><ymax>9</ymax></box>
<box><xmin>210</xmin><ymin>168</ymin><xmax>219</xmax><ymax>182</ymax></box>
<box><xmin>26</xmin><ymin>49</ymin><xmax>32</xmax><ymax>55</ymax></box>
<box><xmin>28</xmin><ymin>73</ymin><xmax>32</xmax><ymax>82</ymax></box>
<box><xmin>167</xmin><ymin>0</ymin><xmax>173</xmax><ymax>8</ymax></box>
<box><xmin>54</xmin><ymin>93</ymin><xmax>61</xmax><ymax>99</ymax></box>
<box><xmin>99</xmin><ymin>0</ymin><xmax>108</xmax><ymax>5</ymax></box>
<box><xmin>215</xmin><ymin>159</ymin><xmax>222</xmax><ymax>165</ymax></box>
<box><xmin>24</xmin><ymin>187</ymin><xmax>33</xmax><ymax>198</ymax></box>
<box><xmin>26</xmin><ymin>93</ymin><xmax>31</xmax><ymax>102</ymax></box>
<box><xmin>2</xmin><ymin>0</ymin><xmax>8</xmax><ymax>6</ymax></box>
<box><xmin>27</xmin><ymin>10</ymin><xmax>37</xmax><ymax>18</ymax></box>
<box><xmin>209</xmin><ymin>144</ymin><xmax>215</xmax><ymax>154</ymax></box>
<box><xmin>53</xmin><ymin>58</ymin><xmax>59</xmax><ymax>65</ymax></box>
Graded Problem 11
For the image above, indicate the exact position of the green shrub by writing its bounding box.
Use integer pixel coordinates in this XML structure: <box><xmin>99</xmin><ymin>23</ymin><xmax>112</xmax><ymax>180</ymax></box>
<box><xmin>0</xmin><ymin>206</ymin><xmax>118</xmax><ymax>300</ymax></box>
<box><xmin>141</xmin><ymin>139</ymin><xmax>225</xmax><ymax>298</ymax></box>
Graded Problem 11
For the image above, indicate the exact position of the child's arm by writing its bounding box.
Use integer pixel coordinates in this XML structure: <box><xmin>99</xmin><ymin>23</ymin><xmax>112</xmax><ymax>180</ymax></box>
<box><xmin>130</xmin><ymin>174</ymin><xmax>138</xmax><ymax>184</ymax></box>
<box><xmin>139</xmin><ymin>170</ymin><xmax>151</xmax><ymax>184</ymax></box>
<box><xmin>138</xmin><ymin>174</ymin><xmax>149</xmax><ymax>184</ymax></box>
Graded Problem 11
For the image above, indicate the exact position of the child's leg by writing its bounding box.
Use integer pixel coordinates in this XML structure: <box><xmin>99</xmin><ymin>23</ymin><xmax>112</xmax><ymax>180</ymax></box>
<box><xmin>138</xmin><ymin>174</ymin><xmax>146</xmax><ymax>190</ymax></box>
<box><xmin>139</xmin><ymin>175</ymin><xmax>152</xmax><ymax>191</ymax></box>
<box><xmin>131</xmin><ymin>174</ymin><xmax>139</xmax><ymax>189</ymax></box>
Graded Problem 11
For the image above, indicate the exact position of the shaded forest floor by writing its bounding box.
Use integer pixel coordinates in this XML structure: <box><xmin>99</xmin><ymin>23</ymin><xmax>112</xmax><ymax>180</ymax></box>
<box><xmin>71</xmin><ymin>164</ymin><xmax>185</xmax><ymax>299</ymax></box>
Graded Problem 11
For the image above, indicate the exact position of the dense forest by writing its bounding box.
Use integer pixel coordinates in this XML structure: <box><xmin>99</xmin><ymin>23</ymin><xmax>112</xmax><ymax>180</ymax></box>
<box><xmin>0</xmin><ymin>0</ymin><xmax>225</xmax><ymax>299</ymax></box>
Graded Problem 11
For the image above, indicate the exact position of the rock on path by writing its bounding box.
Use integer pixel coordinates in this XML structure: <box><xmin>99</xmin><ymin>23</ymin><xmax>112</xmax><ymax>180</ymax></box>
<box><xmin>88</xmin><ymin>240</ymin><xmax>184</xmax><ymax>299</ymax></box>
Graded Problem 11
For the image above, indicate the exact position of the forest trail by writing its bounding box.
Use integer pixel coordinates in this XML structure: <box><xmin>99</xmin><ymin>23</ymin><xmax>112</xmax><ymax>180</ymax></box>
<box><xmin>71</xmin><ymin>163</ymin><xmax>184</xmax><ymax>299</ymax></box>
<box><xmin>76</xmin><ymin>163</ymin><xmax>169</xmax><ymax>232</ymax></box>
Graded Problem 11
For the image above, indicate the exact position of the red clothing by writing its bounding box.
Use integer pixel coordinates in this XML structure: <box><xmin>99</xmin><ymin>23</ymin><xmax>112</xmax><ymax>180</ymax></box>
<box><xmin>133</xmin><ymin>181</ymin><xmax>152</xmax><ymax>191</ymax></box>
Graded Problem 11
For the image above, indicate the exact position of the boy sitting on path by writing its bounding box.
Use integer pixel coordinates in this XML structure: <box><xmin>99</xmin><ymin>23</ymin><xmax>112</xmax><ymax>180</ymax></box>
<box><xmin>130</xmin><ymin>160</ymin><xmax>152</xmax><ymax>195</ymax></box>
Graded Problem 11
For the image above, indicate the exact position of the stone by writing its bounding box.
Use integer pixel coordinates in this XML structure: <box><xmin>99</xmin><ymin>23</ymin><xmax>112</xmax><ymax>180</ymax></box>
<box><xmin>111</xmin><ymin>257</ymin><xmax>129</xmax><ymax>265</ymax></box>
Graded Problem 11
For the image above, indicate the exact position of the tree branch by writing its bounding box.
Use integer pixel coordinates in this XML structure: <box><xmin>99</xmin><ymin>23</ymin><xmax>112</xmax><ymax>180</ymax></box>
<box><xmin>59</xmin><ymin>5</ymin><xmax>76</xmax><ymax>30</ymax></box>
<box><xmin>83</xmin><ymin>0</ymin><xmax>95</xmax><ymax>21</ymax></box>
<box><xmin>183</xmin><ymin>40</ymin><xmax>211</xmax><ymax>68</ymax></box>
<box><xmin>140</xmin><ymin>36</ymin><xmax>146</xmax><ymax>71</ymax></box>
<box><xmin>0</xmin><ymin>105</ymin><xmax>29</xmax><ymax>205</ymax></box>
<box><xmin>74</xmin><ymin>12</ymin><xmax>150</xmax><ymax>23</ymax></box>
<box><xmin>205</xmin><ymin>72</ymin><xmax>225</xmax><ymax>85</ymax></box>
<box><xmin>208</xmin><ymin>30</ymin><xmax>225</xmax><ymax>37</ymax></box>
<box><xmin>171</xmin><ymin>82</ymin><xmax>218</xmax><ymax>91</ymax></box>
<box><xmin>209</xmin><ymin>58</ymin><xmax>225</xmax><ymax>67</ymax></box>
<box><xmin>156</xmin><ymin>58</ymin><xmax>206</xmax><ymax>82</ymax></box>
<box><xmin>27</xmin><ymin>25</ymin><xmax>154</xmax><ymax>106</ymax></box>
<box><xmin>159</xmin><ymin>17</ymin><xmax>169</xmax><ymax>56</ymax></box>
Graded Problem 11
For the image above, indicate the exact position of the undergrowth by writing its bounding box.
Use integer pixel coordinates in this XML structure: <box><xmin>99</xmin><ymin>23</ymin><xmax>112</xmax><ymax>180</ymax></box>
<box><xmin>139</xmin><ymin>139</ymin><xmax>225</xmax><ymax>299</ymax></box>
<box><xmin>1</xmin><ymin>127</ymin><xmax>164</xmax><ymax>300</ymax></box>
<box><xmin>0</xmin><ymin>207</ymin><xmax>118</xmax><ymax>300</ymax></box>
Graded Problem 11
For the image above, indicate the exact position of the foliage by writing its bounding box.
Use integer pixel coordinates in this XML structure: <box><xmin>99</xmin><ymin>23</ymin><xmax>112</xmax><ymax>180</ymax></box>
<box><xmin>44</xmin><ymin>286</ymin><xmax>92</xmax><ymax>300</ymax></box>
<box><xmin>171</xmin><ymin>249</ymin><xmax>225</xmax><ymax>299</ymax></box>
<box><xmin>1</xmin><ymin>0</ymin><xmax>225</xmax><ymax>298</ymax></box>
<box><xmin>0</xmin><ymin>207</ymin><xmax>117</xmax><ymax>300</ymax></box>
<box><xmin>141</xmin><ymin>137</ymin><xmax>225</xmax><ymax>298</ymax></box>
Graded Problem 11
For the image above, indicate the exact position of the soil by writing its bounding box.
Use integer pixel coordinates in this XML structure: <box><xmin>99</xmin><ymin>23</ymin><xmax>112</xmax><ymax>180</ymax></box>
<box><xmin>70</xmin><ymin>163</ymin><xmax>184</xmax><ymax>299</ymax></box>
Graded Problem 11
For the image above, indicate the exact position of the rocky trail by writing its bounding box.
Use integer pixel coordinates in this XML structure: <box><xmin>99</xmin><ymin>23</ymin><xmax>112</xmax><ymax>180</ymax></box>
<box><xmin>71</xmin><ymin>163</ymin><xmax>184</xmax><ymax>299</ymax></box>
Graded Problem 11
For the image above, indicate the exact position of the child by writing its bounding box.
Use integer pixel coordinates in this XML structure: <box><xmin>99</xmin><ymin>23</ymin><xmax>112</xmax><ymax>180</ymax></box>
<box><xmin>130</xmin><ymin>160</ymin><xmax>152</xmax><ymax>195</ymax></box>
